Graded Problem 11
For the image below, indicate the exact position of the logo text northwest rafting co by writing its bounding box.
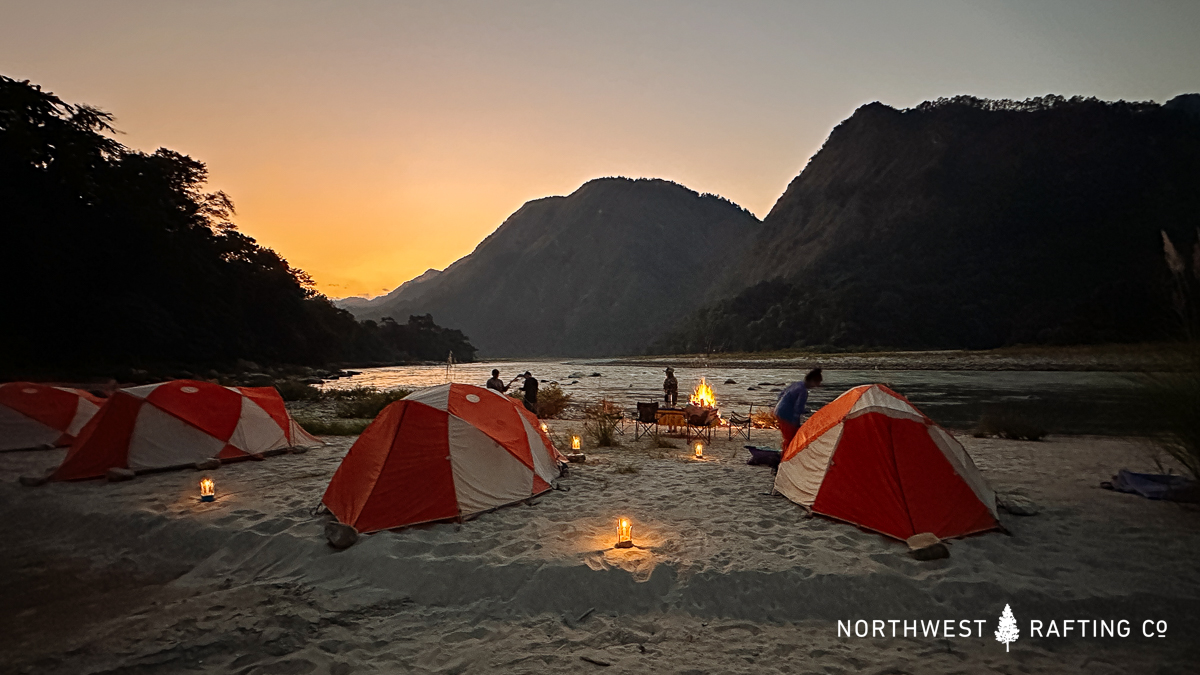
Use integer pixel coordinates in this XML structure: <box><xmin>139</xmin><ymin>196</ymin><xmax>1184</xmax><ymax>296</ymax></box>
<box><xmin>837</xmin><ymin>604</ymin><xmax>1170</xmax><ymax>650</ymax></box>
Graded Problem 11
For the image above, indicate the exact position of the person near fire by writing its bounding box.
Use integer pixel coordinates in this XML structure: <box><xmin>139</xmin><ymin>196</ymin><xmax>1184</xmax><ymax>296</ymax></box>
<box><xmin>775</xmin><ymin>368</ymin><xmax>823</xmax><ymax>450</ymax></box>
<box><xmin>518</xmin><ymin>371</ymin><xmax>539</xmax><ymax>414</ymax></box>
<box><xmin>485</xmin><ymin>369</ymin><xmax>508</xmax><ymax>393</ymax></box>
<box><xmin>663</xmin><ymin>367</ymin><xmax>679</xmax><ymax>407</ymax></box>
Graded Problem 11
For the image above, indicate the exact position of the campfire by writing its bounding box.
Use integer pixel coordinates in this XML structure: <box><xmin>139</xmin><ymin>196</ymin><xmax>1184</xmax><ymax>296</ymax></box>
<box><xmin>689</xmin><ymin>378</ymin><xmax>717</xmax><ymax>409</ymax></box>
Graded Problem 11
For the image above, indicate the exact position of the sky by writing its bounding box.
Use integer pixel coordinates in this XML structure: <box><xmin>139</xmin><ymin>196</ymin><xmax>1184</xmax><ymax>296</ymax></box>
<box><xmin>3</xmin><ymin>1</ymin><xmax>1198</xmax><ymax>298</ymax></box>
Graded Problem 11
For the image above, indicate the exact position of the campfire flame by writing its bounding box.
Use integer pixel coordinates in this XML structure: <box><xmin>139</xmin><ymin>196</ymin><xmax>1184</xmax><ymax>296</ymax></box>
<box><xmin>689</xmin><ymin>377</ymin><xmax>717</xmax><ymax>408</ymax></box>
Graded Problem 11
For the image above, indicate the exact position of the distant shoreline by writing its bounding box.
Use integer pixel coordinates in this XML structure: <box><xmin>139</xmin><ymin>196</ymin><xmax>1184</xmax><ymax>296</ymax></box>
<box><xmin>590</xmin><ymin>343</ymin><xmax>1195</xmax><ymax>372</ymax></box>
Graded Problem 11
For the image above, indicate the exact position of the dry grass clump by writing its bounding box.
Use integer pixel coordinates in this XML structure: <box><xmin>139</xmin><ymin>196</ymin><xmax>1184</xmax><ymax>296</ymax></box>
<box><xmin>335</xmin><ymin>388</ymin><xmax>412</xmax><ymax>419</ymax></box>
<box><xmin>295</xmin><ymin>417</ymin><xmax>372</xmax><ymax>436</ymax></box>
<box><xmin>535</xmin><ymin>383</ymin><xmax>573</xmax><ymax>418</ymax></box>
<box><xmin>584</xmin><ymin>399</ymin><xmax>623</xmax><ymax>447</ymax></box>
<box><xmin>274</xmin><ymin>380</ymin><xmax>322</xmax><ymax>402</ymax></box>
<box><xmin>972</xmin><ymin>405</ymin><xmax>1048</xmax><ymax>441</ymax></box>
<box><xmin>752</xmin><ymin>408</ymin><xmax>779</xmax><ymax>429</ymax></box>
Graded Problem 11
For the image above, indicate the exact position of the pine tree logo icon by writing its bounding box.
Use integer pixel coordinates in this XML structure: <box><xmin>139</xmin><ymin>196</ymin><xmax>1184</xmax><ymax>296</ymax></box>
<box><xmin>995</xmin><ymin>604</ymin><xmax>1020</xmax><ymax>652</ymax></box>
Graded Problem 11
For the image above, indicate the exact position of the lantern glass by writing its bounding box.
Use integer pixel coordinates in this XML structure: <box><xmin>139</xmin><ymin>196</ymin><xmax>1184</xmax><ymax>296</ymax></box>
<box><xmin>694</xmin><ymin>443</ymin><xmax>703</xmax><ymax>458</ymax></box>
<box><xmin>571</xmin><ymin>435</ymin><xmax>581</xmax><ymax>450</ymax></box>
<box><xmin>199</xmin><ymin>477</ymin><xmax>215</xmax><ymax>502</ymax></box>
<box><xmin>540</xmin><ymin>422</ymin><xmax>549</xmax><ymax>433</ymax></box>
<box><xmin>616</xmin><ymin>517</ymin><xmax>633</xmax><ymax>548</ymax></box>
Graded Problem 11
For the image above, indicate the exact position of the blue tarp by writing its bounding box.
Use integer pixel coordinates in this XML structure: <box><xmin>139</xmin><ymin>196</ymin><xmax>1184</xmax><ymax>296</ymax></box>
<box><xmin>1107</xmin><ymin>469</ymin><xmax>1197</xmax><ymax>501</ymax></box>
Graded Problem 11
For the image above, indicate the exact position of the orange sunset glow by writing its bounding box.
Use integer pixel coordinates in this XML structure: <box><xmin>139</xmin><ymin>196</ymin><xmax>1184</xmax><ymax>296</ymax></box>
<box><xmin>4</xmin><ymin>1</ymin><xmax>1197</xmax><ymax>298</ymax></box>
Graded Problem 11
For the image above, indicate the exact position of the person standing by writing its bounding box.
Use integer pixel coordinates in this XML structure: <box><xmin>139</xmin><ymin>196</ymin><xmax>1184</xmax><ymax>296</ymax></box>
<box><xmin>775</xmin><ymin>368</ymin><xmax>823</xmax><ymax>450</ymax></box>
<box><xmin>486</xmin><ymin>369</ymin><xmax>508</xmax><ymax>393</ymax></box>
<box><xmin>519</xmin><ymin>371</ymin><xmax>539</xmax><ymax>414</ymax></box>
<box><xmin>663</xmin><ymin>367</ymin><xmax>679</xmax><ymax>407</ymax></box>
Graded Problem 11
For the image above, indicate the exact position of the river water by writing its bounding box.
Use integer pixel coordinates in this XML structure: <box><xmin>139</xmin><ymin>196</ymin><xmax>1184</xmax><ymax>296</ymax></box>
<box><xmin>321</xmin><ymin>360</ymin><xmax>1151</xmax><ymax>436</ymax></box>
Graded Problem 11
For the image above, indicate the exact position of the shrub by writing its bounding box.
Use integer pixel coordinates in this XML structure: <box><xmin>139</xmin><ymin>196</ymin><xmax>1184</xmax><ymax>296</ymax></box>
<box><xmin>752</xmin><ymin>408</ymin><xmax>779</xmax><ymax>429</ymax></box>
<box><xmin>536</xmin><ymin>383</ymin><xmax>573</xmax><ymax>418</ymax></box>
<box><xmin>274</xmin><ymin>379</ymin><xmax>322</xmax><ymax>402</ymax></box>
<box><xmin>335</xmin><ymin>388</ymin><xmax>412</xmax><ymax>419</ymax></box>
<box><xmin>323</xmin><ymin>386</ymin><xmax>382</xmax><ymax>400</ymax></box>
<box><xmin>584</xmin><ymin>398</ymin><xmax>623</xmax><ymax>447</ymax></box>
<box><xmin>972</xmin><ymin>406</ymin><xmax>1047</xmax><ymax>441</ymax></box>
<box><xmin>295</xmin><ymin>417</ymin><xmax>372</xmax><ymax>435</ymax></box>
<box><xmin>1142</xmin><ymin>358</ymin><xmax>1200</xmax><ymax>480</ymax></box>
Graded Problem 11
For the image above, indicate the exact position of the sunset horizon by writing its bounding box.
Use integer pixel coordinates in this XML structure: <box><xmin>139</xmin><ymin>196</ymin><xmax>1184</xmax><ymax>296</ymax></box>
<box><xmin>5</xmin><ymin>1</ymin><xmax>1197</xmax><ymax>298</ymax></box>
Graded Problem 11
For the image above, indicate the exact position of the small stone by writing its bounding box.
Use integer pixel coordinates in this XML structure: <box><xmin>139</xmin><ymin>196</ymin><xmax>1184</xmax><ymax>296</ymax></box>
<box><xmin>724</xmin><ymin>379</ymin><xmax>737</xmax><ymax>384</ymax></box>
<box><xmin>195</xmin><ymin>458</ymin><xmax>221</xmax><ymax>470</ymax></box>
<box><xmin>290</xmin><ymin>446</ymin><xmax>309</xmax><ymax>455</ymax></box>
<box><xmin>907</xmin><ymin>532</ymin><xmax>949</xmax><ymax>561</ymax></box>
<box><xmin>566</xmin><ymin>453</ymin><xmax>587</xmax><ymax>463</ymax></box>
<box><xmin>106</xmin><ymin>467</ymin><xmax>136</xmax><ymax>482</ymax></box>
<box><xmin>19</xmin><ymin>474</ymin><xmax>50</xmax><ymax>487</ymax></box>
<box><xmin>325</xmin><ymin>522</ymin><xmax>359</xmax><ymax>549</ymax></box>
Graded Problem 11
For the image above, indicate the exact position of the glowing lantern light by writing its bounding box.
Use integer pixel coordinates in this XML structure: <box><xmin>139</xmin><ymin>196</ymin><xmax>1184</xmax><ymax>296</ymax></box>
<box><xmin>199</xmin><ymin>477</ymin><xmax>215</xmax><ymax>502</ymax></box>
<box><xmin>694</xmin><ymin>442</ymin><xmax>704</xmax><ymax>458</ymax></box>
<box><xmin>616</xmin><ymin>517</ymin><xmax>634</xmax><ymax>548</ymax></box>
<box><xmin>540</xmin><ymin>422</ymin><xmax>549</xmax><ymax>433</ymax></box>
<box><xmin>572</xmin><ymin>435</ymin><xmax>581</xmax><ymax>450</ymax></box>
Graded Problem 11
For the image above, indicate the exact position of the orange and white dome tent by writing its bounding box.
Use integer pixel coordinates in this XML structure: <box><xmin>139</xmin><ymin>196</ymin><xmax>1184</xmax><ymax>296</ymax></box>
<box><xmin>323</xmin><ymin>383</ymin><xmax>564</xmax><ymax>533</ymax></box>
<box><xmin>0</xmin><ymin>382</ymin><xmax>105</xmax><ymax>451</ymax></box>
<box><xmin>52</xmin><ymin>380</ymin><xmax>320</xmax><ymax>480</ymax></box>
<box><xmin>773</xmin><ymin>384</ymin><xmax>999</xmax><ymax>541</ymax></box>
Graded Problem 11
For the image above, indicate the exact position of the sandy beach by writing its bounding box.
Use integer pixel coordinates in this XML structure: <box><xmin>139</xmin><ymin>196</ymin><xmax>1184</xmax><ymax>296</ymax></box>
<box><xmin>1</xmin><ymin>420</ymin><xmax>1197</xmax><ymax>674</ymax></box>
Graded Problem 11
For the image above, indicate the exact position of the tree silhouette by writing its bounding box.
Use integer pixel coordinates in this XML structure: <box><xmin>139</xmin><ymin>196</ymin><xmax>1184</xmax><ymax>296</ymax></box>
<box><xmin>0</xmin><ymin>75</ymin><xmax>474</xmax><ymax>376</ymax></box>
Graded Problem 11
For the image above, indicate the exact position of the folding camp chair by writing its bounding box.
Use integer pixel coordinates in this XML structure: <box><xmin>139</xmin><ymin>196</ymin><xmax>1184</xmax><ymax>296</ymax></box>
<box><xmin>686</xmin><ymin>408</ymin><xmax>716</xmax><ymax>443</ymax></box>
<box><xmin>634</xmin><ymin>402</ymin><xmax>658</xmax><ymax>440</ymax></box>
<box><xmin>728</xmin><ymin>404</ymin><xmax>753</xmax><ymax>441</ymax></box>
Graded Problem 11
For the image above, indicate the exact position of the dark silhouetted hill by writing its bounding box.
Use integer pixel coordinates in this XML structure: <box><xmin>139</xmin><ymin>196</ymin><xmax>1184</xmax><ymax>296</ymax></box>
<box><xmin>347</xmin><ymin>178</ymin><xmax>761</xmax><ymax>356</ymax></box>
<box><xmin>654</xmin><ymin>95</ymin><xmax>1200</xmax><ymax>353</ymax></box>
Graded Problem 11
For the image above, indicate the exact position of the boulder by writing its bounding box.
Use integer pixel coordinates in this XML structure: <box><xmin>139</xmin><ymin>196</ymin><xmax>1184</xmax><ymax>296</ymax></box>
<box><xmin>567</xmin><ymin>372</ymin><xmax>585</xmax><ymax>378</ymax></box>
<box><xmin>301</xmin><ymin>377</ymin><xmax>323</xmax><ymax>385</ymax></box>
<box><xmin>724</xmin><ymin>379</ymin><xmax>737</xmax><ymax>384</ymax></box>
<box><xmin>19</xmin><ymin>474</ymin><xmax>50</xmax><ymax>487</ymax></box>
<box><xmin>106</xmin><ymin>467</ymin><xmax>136</xmax><ymax>482</ymax></box>
<box><xmin>194</xmin><ymin>458</ymin><xmax>221</xmax><ymax>471</ymax></box>
<box><xmin>997</xmin><ymin>493</ymin><xmax>1038</xmax><ymax>516</ymax></box>
<box><xmin>325</xmin><ymin>522</ymin><xmax>359</xmax><ymax>549</ymax></box>
<box><xmin>244</xmin><ymin>373</ymin><xmax>274</xmax><ymax>387</ymax></box>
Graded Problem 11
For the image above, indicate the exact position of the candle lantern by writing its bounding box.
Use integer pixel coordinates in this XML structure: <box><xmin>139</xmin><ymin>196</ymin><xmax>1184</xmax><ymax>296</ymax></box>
<box><xmin>199</xmin><ymin>477</ymin><xmax>215</xmax><ymax>502</ymax></box>
<box><xmin>694</xmin><ymin>442</ymin><xmax>704</xmax><ymax>458</ymax></box>
<box><xmin>540</xmin><ymin>422</ymin><xmax>549</xmax><ymax>433</ymax></box>
<box><xmin>616</xmin><ymin>517</ymin><xmax>634</xmax><ymax>548</ymax></box>
<box><xmin>572</xmin><ymin>435</ymin><xmax>581</xmax><ymax>450</ymax></box>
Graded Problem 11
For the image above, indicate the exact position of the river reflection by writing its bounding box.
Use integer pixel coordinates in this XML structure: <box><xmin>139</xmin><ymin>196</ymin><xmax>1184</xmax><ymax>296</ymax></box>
<box><xmin>323</xmin><ymin>360</ymin><xmax>1147</xmax><ymax>436</ymax></box>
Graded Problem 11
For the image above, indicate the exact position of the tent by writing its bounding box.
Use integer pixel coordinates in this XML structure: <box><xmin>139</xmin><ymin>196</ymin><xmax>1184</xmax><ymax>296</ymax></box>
<box><xmin>323</xmin><ymin>383</ymin><xmax>564</xmax><ymax>533</ymax></box>
<box><xmin>52</xmin><ymin>380</ymin><xmax>321</xmax><ymax>480</ymax></box>
<box><xmin>773</xmin><ymin>384</ymin><xmax>999</xmax><ymax>540</ymax></box>
<box><xmin>0</xmin><ymin>382</ymin><xmax>105</xmax><ymax>451</ymax></box>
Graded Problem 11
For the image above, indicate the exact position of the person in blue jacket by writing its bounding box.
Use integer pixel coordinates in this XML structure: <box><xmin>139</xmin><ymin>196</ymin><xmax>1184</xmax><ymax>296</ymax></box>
<box><xmin>775</xmin><ymin>368</ymin><xmax>823</xmax><ymax>449</ymax></box>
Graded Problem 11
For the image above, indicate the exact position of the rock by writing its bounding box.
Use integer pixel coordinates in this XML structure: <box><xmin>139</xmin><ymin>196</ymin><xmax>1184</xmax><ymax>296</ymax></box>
<box><xmin>301</xmin><ymin>377</ymin><xmax>323</xmax><ymax>385</ymax></box>
<box><xmin>344</xmin><ymin>370</ymin><xmax>361</xmax><ymax>376</ymax></box>
<box><xmin>194</xmin><ymin>458</ymin><xmax>221</xmax><ymax>470</ymax></box>
<box><xmin>747</xmin><ymin>386</ymin><xmax>758</xmax><ymax>391</ymax></box>
<box><xmin>997</xmin><ymin>493</ymin><xmax>1038</xmax><ymax>516</ymax></box>
<box><xmin>724</xmin><ymin>379</ymin><xmax>737</xmax><ymax>384</ymax></box>
<box><xmin>906</xmin><ymin>532</ymin><xmax>949</xmax><ymax>561</ymax></box>
<box><xmin>19</xmin><ymin>474</ymin><xmax>50</xmax><ymax>487</ymax></box>
<box><xmin>249</xmin><ymin>453</ymin><xmax>266</xmax><ymax>461</ymax></box>
<box><xmin>567</xmin><ymin>372</ymin><xmax>585</xmax><ymax>378</ymax></box>
<box><xmin>106</xmin><ymin>467</ymin><xmax>136</xmax><ymax>482</ymax></box>
<box><xmin>566</xmin><ymin>453</ymin><xmax>587</xmax><ymax>463</ymax></box>
<box><xmin>590</xmin><ymin>372</ymin><xmax>602</xmax><ymax>377</ymax></box>
<box><xmin>235</xmin><ymin>359</ymin><xmax>261</xmax><ymax>373</ymax></box>
<box><xmin>290</xmin><ymin>446</ymin><xmax>310</xmax><ymax>455</ymax></box>
<box><xmin>325</xmin><ymin>522</ymin><xmax>359</xmax><ymax>549</ymax></box>
<box><xmin>244</xmin><ymin>373</ymin><xmax>274</xmax><ymax>387</ymax></box>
